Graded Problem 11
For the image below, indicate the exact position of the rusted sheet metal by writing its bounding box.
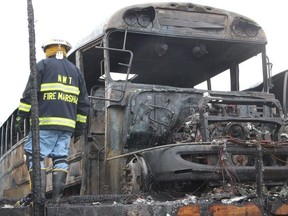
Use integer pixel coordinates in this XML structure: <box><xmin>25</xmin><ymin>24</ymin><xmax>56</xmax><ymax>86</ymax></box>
<box><xmin>2</xmin><ymin>200</ymin><xmax>288</xmax><ymax>215</ymax></box>
<box><xmin>45</xmin><ymin>202</ymin><xmax>288</xmax><ymax>216</ymax></box>
<box><xmin>273</xmin><ymin>204</ymin><xmax>288</xmax><ymax>215</ymax></box>
<box><xmin>267</xmin><ymin>201</ymin><xmax>288</xmax><ymax>215</ymax></box>
<box><xmin>176</xmin><ymin>203</ymin><xmax>262</xmax><ymax>216</ymax></box>
<box><xmin>176</xmin><ymin>203</ymin><xmax>264</xmax><ymax>216</ymax></box>
<box><xmin>208</xmin><ymin>203</ymin><xmax>262</xmax><ymax>216</ymax></box>
<box><xmin>177</xmin><ymin>205</ymin><xmax>200</xmax><ymax>216</ymax></box>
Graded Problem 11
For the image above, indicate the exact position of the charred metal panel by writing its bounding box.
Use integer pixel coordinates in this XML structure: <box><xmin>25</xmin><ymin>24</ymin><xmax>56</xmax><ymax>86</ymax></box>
<box><xmin>105</xmin><ymin>105</ymin><xmax>127</xmax><ymax>194</ymax></box>
<box><xmin>86</xmin><ymin>86</ymin><xmax>106</xmax><ymax>194</ymax></box>
<box><xmin>47</xmin><ymin>204</ymin><xmax>174</xmax><ymax>216</ymax></box>
<box><xmin>90</xmin><ymin>86</ymin><xmax>106</xmax><ymax>135</ymax></box>
<box><xmin>157</xmin><ymin>8</ymin><xmax>227</xmax><ymax>34</ymax></box>
<box><xmin>0</xmin><ymin>207</ymin><xmax>31</xmax><ymax>216</ymax></box>
<box><xmin>125</xmin><ymin>89</ymin><xmax>283</xmax><ymax>148</ymax></box>
<box><xmin>120</xmin><ymin>86</ymin><xmax>287</xmax><ymax>187</ymax></box>
<box><xmin>142</xmin><ymin>143</ymin><xmax>288</xmax><ymax>182</ymax></box>
<box><xmin>125</xmin><ymin>90</ymin><xmax>203</xmax><ymax>148</ymax></box>
<box><xmin>2</xmin><ymin>184</ymin><xmax>30</xmax><ymax>200</ymax></box>
<box><xmin>0</xmin><ymin>140</ymin><xmax>29</xmax><ymax>199</ymax></box>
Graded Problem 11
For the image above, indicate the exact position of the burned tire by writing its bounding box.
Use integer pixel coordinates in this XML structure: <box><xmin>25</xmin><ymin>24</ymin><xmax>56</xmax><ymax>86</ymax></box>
<box><xmin>121</xmin><ymin>155</ymin><xmax>148</xmax><ymax>194</ymax></box>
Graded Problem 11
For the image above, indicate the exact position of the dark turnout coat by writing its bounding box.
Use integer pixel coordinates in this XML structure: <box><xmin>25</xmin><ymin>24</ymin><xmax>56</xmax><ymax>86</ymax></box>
<box><xmin>18</xmin><ymin>56</ymin><xmax>90</xmax><ymax>132</ymax></box>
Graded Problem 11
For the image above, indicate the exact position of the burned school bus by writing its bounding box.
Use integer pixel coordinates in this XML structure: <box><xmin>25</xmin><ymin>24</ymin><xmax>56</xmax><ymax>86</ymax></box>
<box><xmin>2</xmin><ymin>2</ymin><xmax>288</xmax><ymax>215</ymax></box>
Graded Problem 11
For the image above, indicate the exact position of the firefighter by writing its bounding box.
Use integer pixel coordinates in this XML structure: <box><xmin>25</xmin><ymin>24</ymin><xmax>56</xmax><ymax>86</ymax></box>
<box><xmin>15</xmin><ymin>39</ymin><xmax>90</xmax><ymax>205</ymax></box>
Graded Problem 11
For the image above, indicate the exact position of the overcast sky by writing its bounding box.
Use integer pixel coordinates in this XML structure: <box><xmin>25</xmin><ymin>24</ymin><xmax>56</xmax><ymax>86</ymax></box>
<box><xmin>1</xmin><ymin>0</ymin><xmax>288</xmax><ymax>125</ymax></box>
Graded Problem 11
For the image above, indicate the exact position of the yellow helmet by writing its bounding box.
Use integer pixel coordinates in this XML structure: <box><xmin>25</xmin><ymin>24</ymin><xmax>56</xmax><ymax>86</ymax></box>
<box><xmin>41</xmin><ymin>39</ymin><xmax>72</xmax><ymax>52</ymax></box>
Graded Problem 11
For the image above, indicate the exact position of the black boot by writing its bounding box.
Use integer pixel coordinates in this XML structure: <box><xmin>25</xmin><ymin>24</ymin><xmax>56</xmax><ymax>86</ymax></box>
<box><xmin>52</xmin><ymin>170</ymin><xmax>67</xmax><ymax>203</ymax></box>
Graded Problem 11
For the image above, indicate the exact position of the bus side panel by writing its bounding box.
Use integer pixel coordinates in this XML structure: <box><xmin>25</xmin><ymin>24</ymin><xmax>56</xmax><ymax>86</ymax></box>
<box><xmin>1</xmin><ymin>142</ymin><xmax>30</xmax><ymax>199</ymax></box>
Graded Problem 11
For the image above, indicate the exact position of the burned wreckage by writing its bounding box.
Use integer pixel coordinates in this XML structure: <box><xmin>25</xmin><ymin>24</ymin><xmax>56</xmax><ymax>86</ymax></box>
<box><xmin>2</xmin><ymin>1</ymin><xmax>288</xmax><ymax>215</ymax></box>
<box><xmin>127</xmin><ymin>92</ymin><xmax>288</xmax><ymax>188</ymax></box>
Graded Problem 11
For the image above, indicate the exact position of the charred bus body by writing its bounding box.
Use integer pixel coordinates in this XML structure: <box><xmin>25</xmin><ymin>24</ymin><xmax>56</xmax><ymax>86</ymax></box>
<box><xmin>2</xmin><ymin>2</ymin><xmax>288</xmax><ymax>214</ymax></box>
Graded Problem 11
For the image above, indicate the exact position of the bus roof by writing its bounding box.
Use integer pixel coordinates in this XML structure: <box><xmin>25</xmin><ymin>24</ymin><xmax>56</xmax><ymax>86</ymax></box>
<box><xmin>106</xmin><ymin>2</ymin><xmax>266</xmax><ymax>41</ymax></box>
<box><xmin>70</xmin><ymin>2</ymin><xmax>267</xmax><ymax>54</ymax></box>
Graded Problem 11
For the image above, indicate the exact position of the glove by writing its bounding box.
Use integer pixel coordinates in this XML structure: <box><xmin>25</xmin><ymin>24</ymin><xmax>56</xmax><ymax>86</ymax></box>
<box><xmin>73</xmin><ymin>123</ymin><xmax>86</xmax><ymax>144</ymax></box>
<box><xmin>15</xmin><ymin>116</ymin><xmax>24</xmax><ymax>133</ymax></box>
